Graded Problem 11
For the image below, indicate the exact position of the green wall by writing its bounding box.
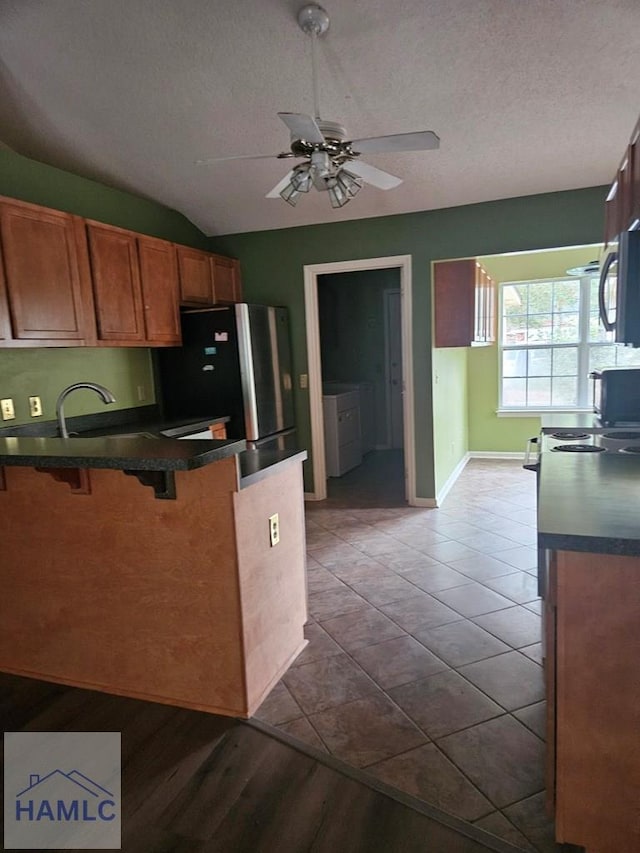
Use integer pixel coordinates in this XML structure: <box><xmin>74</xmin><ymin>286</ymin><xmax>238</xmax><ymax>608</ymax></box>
<box><xmin>319</xmin><ymin>269</ymin><xmax>400</xmax><ymax>446</ymax></box>
<box><xmin>0</xmin><ymin>149</ymin><xmax>208</xmax><ymax>246</ymax></box>
<box><xmin>433</xmin><ymin>347</ymin><xmax>468</xmax><ymax>492</ymax></box>
<box><xmin>0</xmin><ymin>348</ymin><xmax>153</xmax><ymax>423</ymax></box>
<box><xmin>0</xmin><ymin>149</ymin><xmax>208</xmax><ymax>426</ymax></box>
<box><xmin>210</xmin><ymin>186</ymin><xmax>607</xmax><ymax>498</ymax></box>
<box><xmin>468</xmin><ymin>246</ymin><xmax>601</xmax><ymax>452</ymax></box>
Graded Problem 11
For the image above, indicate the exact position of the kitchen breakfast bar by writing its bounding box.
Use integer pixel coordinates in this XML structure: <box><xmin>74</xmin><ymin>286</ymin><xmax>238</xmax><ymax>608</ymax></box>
<box><xmin>0</xmin><ymin>436</ymin><xmax>308</xmax><ymax>718</ymax></box>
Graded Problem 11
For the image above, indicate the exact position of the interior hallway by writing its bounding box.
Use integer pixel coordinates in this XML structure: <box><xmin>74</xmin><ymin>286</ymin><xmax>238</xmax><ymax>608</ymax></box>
<box><xmin>256</xmin><ymin>459</ymin><xmax>564</xmax><ymax>853</ymax></box>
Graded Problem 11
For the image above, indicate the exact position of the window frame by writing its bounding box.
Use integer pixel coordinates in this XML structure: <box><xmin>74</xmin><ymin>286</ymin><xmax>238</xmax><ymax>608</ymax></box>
<box><xmin>497</xmin><ymin>274</ymin><xmax>636</xmax><ymax>415</ymax></box>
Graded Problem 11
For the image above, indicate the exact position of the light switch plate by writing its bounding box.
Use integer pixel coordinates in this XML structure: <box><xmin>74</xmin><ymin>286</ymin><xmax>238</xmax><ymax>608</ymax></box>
<box><xmin>1</xmin><ymin>398</ymin><xmax>15</xmax><ymax>420</ymax></box>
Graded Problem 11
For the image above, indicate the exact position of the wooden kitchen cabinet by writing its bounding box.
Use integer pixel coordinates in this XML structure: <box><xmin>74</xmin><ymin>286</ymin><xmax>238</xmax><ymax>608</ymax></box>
<box><xmin>0</xmin><ymin>199</ymin><xmax>95</xmax><ymax>345</ymax></box>
<box><xmin>0</xmin><ymin>193</ymin><xmax>242</xmax><ymax>348</ymax></box>
<box><xmin>176</xmin><ymin>246</ymin><xmax>214</xmax><ymax>305</ymax></box>
<box><xmin>85</xmin><ymin>223</ymin><xmax>181</xmax><ymax>346</ymax></box>
<box><xmin>85</xmin><ymin>221</ymin><xmax>146</xmax><ymax>344</ymax></box>
<box><xmin>604</xmin><ymin>111</ymin><xmax>640</xmax><ymax>243</ymax></box>
<box><xmin>211</xmin><ymin>254</ymin><xmax>242</xmax><ymax>303</ymax></box>
<box><xmin>209</xmin><ymin>422</ymin><xmax>227</xmax><ymax>439</ymax></box>
<box><xmin>434</xmin><ymin>258</ymin><xmax>495</xmax><ymax>347</ymax></box>
<box><xmin>547</xmin><ymin>549</ymin><xmax>640</xmax><ymax>853</ymax></box>
<box><xmin>137</xmin><ymin>236</ymin><xmax>181</xmax><ymax>344</ymax></box>
<box><xmin>0</xmin><ymin>251</ymin><xmax>11</xmax><ymax>342</ymax></box>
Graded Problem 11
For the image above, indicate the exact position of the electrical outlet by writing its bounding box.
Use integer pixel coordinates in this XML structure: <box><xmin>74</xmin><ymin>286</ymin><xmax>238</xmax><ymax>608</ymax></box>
<box><xmin>1</xmin><ymin>398</ymin><xmax>15</xmax><ymax>420</ymax></box>
<box><xmin>29</xmin><ymin>396</ymin><xmax>43</xmax><ymax>417</ymax></box>
<box><xmin>299</xmin><ymin>373</ymin><xmax>308</xmax><ymax>389</ymax></box>
<box><xmin>269</xmin><ymin>513</ymin><xmax>280</xmax><ymax>547</ymax></box>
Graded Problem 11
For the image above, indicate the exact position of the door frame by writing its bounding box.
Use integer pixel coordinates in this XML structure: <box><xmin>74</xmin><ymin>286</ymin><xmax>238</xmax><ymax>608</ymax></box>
<box><xmin>383</xmin><ymin>287</ymin><xmax>402</xmax><ymax>449</ymax></box>
<box><xmin>303</xmin><ymin>254</ymin><xmax>416</xmax><ymax>504</ymax></box>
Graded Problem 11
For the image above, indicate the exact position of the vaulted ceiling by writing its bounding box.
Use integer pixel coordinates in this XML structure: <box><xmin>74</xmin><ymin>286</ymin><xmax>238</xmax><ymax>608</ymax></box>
<box><xmin>1</xmin><ymin>1</ymin><xmax>639</xmax><ymax>236</ymax></box>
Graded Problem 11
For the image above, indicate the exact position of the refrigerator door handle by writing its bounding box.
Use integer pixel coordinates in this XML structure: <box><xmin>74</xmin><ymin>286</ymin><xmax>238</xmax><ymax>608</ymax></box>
<box><xmin>235</xmin><ymin>304</ymin><xmax>260</xmax><ymax>440</ymax></box>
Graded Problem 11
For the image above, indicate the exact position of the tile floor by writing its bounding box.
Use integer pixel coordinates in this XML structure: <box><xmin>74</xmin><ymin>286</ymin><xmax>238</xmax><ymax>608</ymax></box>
<box><xmin>256</xmin><ymin>456</ymin><xmax>563</xmax><ymax>853</ymax></box>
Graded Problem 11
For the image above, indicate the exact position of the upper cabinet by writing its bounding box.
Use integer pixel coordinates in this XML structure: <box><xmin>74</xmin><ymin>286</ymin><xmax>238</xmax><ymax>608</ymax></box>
<box><xmin>434</xmin><ymin>259</ymin><xmax>496</xmax><ymax>347</ymax></box>
<box><xmin>0</xmin><ymin>198</ymin><xmax>96</xmax><ymax>346</ymax></box>
<box><xmin>605</xmin><ymin>117</ymin><xmax>640</xmax><ymax>244</ymax></box>
<box><xmin>84</xmin><ymin>222</ymin><xmax>181</xmax><ymax>346</ymax></box>
<box><xmin>177</xmin><ymin>248</ymin><xmax>243</xmax><ymax>306</ymax></box>
<box><xmin>0</xmin><ymin>194</ymin><xmax>241</xmax><ymax>348</ymax></box>
<box><xmin>138</xmin><ymin>237</ymin><xmax>181</xmax><ymax>344</ymax></box>
<box><xmin>176</xmin><ymin>247</ymin><xmax>214</xmax><ymax>305</ymax></box>
<box><xmin>85</xmin><ymin>222</ymin><xmax>146</xmax><ymax>344</ymax></box>
<box><xmin>0</xmin><ymin>246</ymin><xmax>12</xmax><ymax>342</ymax></box>
<box><xmin>211</xmin><ymin>254</ymin><xmax>242</xmax><ymax>303</ymax></box>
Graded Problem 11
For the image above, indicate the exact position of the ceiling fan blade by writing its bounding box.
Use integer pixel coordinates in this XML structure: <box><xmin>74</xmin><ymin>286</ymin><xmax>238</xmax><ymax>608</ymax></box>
<box><xmin>266</xmin><ymin>171</ymin><xmax>295</xmax><ymax>199</ymax></box>
<box><xmin>196</xmin><ymin>153</ymin><xmax>285</xmax><ymax>166</ymax></box>
<box><xmin>278</xmin><ymin>112</ymin><xmax>325</xmax><ymax>144</ymax></box>
<box><xmin>346</xmin><ymin>160</ymin><xmax>403</xmax><ymax>190</ymax></box>
<box><xmin>350</xmin><ymin>131</ymin><xmax>440</xmax><ymax>155</ymax></box>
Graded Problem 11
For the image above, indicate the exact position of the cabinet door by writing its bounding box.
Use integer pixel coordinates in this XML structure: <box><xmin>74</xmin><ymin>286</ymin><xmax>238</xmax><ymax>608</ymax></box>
<box><xmin>138</xmin><ymin>237</ymin><xmax>181</xmax><ymax>344</ymax></box>
<box><xmin>604</xmin><ymin>179</ymin><xmax>621</xmax><ymax>248</ymax></box>
<box><xmin>0</xmin><ymin>244</ymin><xmax>11</xmax><ymax>341</ymax></box>
<box><xmin>176</xmin><ymin>247</ymin><xmax>213</xmax><ymax>304</ymax></box>
<box><xmin>86</xmin><ymin>223</ymin><xmax>145</xmax><ymax>343</ymax></box>
<box><xmin>0</xmin><ymin>201</ymin><xmax>90</xmax><ymax>342</ymax></box>
<box><xmin>434</xmin><ymin>259</ymin><xmax>475</xmax><ymax>347</ymax></box>
<box><xmin>211</xmin><ymin>254</ymin><xmax>241</xmax><ymax>303</ymax></box>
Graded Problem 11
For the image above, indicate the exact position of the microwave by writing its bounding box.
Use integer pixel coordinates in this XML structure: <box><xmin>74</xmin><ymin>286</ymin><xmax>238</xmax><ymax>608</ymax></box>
<box><xmin>590</xmin><ymin>367</ymin><xmax>640</xmax><ymax>425</ymax></box>
<box><xmin>598</xmin><ymin>229</ymin><xmax>640</xmax><ymax>346</ymax></box>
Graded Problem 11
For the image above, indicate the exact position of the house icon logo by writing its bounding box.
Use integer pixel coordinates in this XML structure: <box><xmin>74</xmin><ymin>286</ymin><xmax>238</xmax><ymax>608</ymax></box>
<box><xmin>4</xmin><ymin>731</ymin><xmax>121</xmax><ymax>849</ymax></box>
<box><xmin>15</xmin><ymin>769</ymin><xmax>117</xmax><ymax>822</ymax></box>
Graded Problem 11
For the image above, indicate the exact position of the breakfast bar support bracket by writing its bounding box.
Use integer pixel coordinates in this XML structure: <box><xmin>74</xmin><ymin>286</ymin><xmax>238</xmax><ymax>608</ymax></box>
<box><xmin>34</xmin><ymin>467</ymin><xmax>91</xmax><ymax>494</ymax></box>
<box><xmin>122</xmin><ymin>469</ymin><xmax>176</xmax><ymax>500</ymax></box>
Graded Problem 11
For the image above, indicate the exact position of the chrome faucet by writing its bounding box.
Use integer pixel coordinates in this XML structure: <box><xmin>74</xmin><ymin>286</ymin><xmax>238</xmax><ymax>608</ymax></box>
<box><xmin>56</xmin><ymin>382</ymin><xmax>116</xmax><ymax>438</ymax></box>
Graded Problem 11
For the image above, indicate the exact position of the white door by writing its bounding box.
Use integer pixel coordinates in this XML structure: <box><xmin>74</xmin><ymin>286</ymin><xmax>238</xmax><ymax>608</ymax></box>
<box><xmin>385</xmin><ymin>289</ymin><xmax>404</xmax><ymax>448</ymax></box>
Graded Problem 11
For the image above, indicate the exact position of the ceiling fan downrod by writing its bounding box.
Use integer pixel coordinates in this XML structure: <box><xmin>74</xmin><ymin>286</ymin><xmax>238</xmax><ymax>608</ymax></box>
<box><xmin>297</xmin><ymin>4</ymin><xmax>330</xmax><ymax>122</ymax></box>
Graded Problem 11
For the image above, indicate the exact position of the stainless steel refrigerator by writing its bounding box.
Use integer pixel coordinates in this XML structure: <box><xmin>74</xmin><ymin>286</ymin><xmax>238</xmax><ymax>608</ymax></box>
<box><xmin>157</xmin><ymin>304</ymin><xmax>296</xmax><ymax>449</ymax></box>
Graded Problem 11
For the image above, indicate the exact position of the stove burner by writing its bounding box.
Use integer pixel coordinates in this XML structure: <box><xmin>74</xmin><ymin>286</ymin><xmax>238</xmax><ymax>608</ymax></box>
<box><xmin>603</xmin><ymin>432</ymin><xmax>640</xmax><ymax>441</ymax></box>
<box><xmin>550</xmin><ymin>431</ymin><xmax>590</xmax><ymax>440</ymax></box>
<box><xmin>618</xmin><ymin>445</ymin><xmax>640</xmax><ymax>454</ymax></box>
<box><xmin>551</xmin><ymin>444</ymin><xmax>606</xmax><ymax>453</ymax></box>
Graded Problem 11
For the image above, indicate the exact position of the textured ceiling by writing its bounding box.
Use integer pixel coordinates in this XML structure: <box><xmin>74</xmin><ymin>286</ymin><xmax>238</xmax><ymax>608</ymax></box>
<box><xmin>0</xmin><ymin>0</ymin><xmax>639</xmax><ymax>236</ymax></box>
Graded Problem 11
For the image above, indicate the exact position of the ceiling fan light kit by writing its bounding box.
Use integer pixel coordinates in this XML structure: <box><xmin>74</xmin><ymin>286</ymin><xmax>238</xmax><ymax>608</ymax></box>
<box><xmin>196</xmin><ymin>4</ymin><xmax>440</xmax><ymax>210</ymax></box>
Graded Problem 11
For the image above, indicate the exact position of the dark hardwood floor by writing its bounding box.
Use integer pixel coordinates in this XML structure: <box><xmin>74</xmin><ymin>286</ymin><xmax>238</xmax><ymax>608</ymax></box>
<box><xmin>0</xmin><ymin>672</ymin><xmax>523</xmax><ymax>852</ymax></box>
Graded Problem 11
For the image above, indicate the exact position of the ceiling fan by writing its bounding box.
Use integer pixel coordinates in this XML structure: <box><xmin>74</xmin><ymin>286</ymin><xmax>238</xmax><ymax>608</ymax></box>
<box><xmin>196</xmin><ymin>4</ymin><xmax>440</xmax><ymax>208</ymax></box>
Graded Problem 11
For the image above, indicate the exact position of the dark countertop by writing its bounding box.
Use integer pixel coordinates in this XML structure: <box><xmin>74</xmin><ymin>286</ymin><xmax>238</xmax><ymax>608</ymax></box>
<box><xmin>0</xmin><ymin>406</ymin><xmax>307</xmax><ymax>485</ymax></box>
<box><xmin>540</xmin><ymin>412</ymin><xmax>598</xmax><ymax>431</ymax></box>
<box><xmin>238</xmin><ymin>449</ymin><xmax>308</xmax><ymax>488</ymax></box>
<box><xmin>0</xmin><ymin>435</ymin><xmax>246</xmax><ymax>471</ymax></box>
<box><xmin>0</xmin><ymin>407</ymin><xmax>230</xmax><ymax>440</ymax></box>
<box><xmin>538</xmin><ymin>439</ymin><xmax>640</xmax><ymax>556</ymax></box>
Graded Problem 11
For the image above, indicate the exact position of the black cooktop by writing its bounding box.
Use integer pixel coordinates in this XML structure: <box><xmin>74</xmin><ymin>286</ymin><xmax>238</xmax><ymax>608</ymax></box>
<box><xmin>551</xmin><ymin>444</ymin><xmax>606</xmax><ymax>453</ymax></box>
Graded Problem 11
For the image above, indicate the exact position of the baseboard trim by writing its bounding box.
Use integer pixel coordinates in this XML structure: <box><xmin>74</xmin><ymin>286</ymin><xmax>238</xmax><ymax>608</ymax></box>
<box><xmin>304</xmin><ymin>491</ymin><xmax>322</xmax><ymax>501</ymax></box>
<box><xmin>468</xmin><ymin>451</ymin><xmax>525</xmax><ymax>460</ymax></box>
<box><xmin>436</xmin><ymin>452</ymin><xmax>471</xmax><ymax>506</ymax></box>
<box><xmin>410</xmin><ymin>497</ymin><xmax>438</xmax><ymax>508</ymax></box>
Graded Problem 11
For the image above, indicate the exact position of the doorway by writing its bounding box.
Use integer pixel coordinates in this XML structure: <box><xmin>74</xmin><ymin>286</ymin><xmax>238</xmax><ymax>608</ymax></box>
<box><xmin>303</xmin><ymin>255</ymin><xmax>416</xmax><ymax>504</ymax></box>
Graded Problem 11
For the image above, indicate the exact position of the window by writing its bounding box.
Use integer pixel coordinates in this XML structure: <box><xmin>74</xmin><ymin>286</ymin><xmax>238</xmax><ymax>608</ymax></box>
<box><xmin>499</xmin><ymin>276</ymin><xmax>640</xmax><ymax>410</ymax></box>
